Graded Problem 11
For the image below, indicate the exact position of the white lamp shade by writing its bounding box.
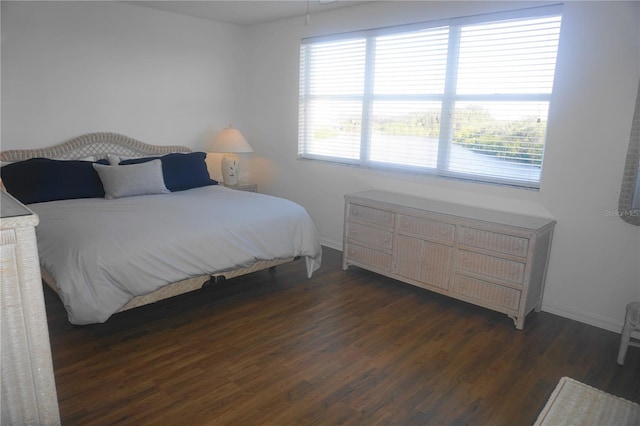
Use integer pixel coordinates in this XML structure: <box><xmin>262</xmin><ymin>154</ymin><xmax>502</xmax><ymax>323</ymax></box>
<box><xmin>210</xmin><ymin>126</ymin><xmax>253</xmax><ymax>153</ymax></box>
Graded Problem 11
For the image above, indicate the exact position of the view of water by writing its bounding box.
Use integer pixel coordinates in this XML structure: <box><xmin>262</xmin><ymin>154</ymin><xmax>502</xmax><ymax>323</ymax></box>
<box><xmin>306</xmin><ymin>133</ymin><xmax>542</xmax><ymax>183</ymax></box>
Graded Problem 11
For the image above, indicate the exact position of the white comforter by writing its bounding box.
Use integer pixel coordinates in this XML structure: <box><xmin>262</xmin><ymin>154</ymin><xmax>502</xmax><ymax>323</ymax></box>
<box><xmin>30</xmin><ymin>186</ymin><xmax>322</xmax><ymax>324</ymax></box>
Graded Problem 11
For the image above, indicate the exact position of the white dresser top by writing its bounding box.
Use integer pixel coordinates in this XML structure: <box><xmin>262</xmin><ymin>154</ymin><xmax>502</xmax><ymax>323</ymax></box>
<box><xmin>346</xmin><ymin>190</ymin><xmax>556</xmax><ymax>231</ymax></box>
<box><xmin>1</xmin><ymin>191</ymin><xmax>39</xmax><ymax>228</ymax></box>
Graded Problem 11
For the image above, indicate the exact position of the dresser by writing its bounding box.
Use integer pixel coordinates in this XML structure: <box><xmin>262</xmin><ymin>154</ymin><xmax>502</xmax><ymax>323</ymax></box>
<box><xmin>1</xmin><ymin>191</ymin><xmax>60</xmax><ymax>424</ymax></box>
<box><xmin>343</xmin><ymin>190</ymin><xmax>556</xmax><ymax>329</ymax></box>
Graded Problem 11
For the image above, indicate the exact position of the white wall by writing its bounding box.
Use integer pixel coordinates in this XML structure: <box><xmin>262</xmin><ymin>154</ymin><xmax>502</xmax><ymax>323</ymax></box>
<box><xmin>1</xmin><ymin>0</ymin><xmax>249</xmax><ymax>176</ymax></box>
<box><xmin>245</xmin><ymin>1</ymin><xmax>640</xmax><ymax>332</ymax></box>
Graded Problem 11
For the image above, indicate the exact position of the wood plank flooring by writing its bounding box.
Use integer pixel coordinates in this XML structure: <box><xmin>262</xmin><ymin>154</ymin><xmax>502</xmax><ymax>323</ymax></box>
<box><xmin>43</xmin><ymin>246</ymin><xmax>640</xmax><ymax>425</ymax></box>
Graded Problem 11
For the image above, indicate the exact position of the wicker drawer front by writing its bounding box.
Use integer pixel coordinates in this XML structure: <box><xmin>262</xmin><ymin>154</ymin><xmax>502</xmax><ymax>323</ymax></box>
<box><xmin>456</xmin><ymin>250</ymin><xmax>525</xmax><ymax>284</ymax></box>
<box><xmin>345</xmin><ymin>243</ymin><xmax>392</xmax><ymax>272</ymax></box>
<box><xmin>395</xmin><ymin>235</ymin><xmax>452</xmax><ymax>290</ymax></box>
<box><xmin>347</xmin><ymin>223</ymin><xmax>393</xmax><ymax>250</ymax></box>
<box><xmin>349</xmin><ymin>204</ymin><xmax>394</xmax><ymax>228</ymax></box>
<box><xmin>398</xmin><ymin>215</ymin><xmax>455</xmax><ymax>243</ymax></box>
<box><xmin>459</xmin><ymin>227</ymin><xmax>529</xmax><ymax>258</ymax></box>
<box><xmin>452</xmin><ymin>274</ymin><xmax>521</xmax><ymax>311</ymax></box>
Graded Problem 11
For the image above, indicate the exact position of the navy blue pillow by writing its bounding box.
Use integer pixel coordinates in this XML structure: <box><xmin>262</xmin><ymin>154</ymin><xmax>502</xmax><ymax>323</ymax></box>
<box><xmin>1</xmin><ymin>158</ymin><xmax>108</xmax><ymax>204</ymax></box>
<box><xmin>120</xmin><ymin>152</ymin><xmax>217</xmax><ymax>192</ymax></box>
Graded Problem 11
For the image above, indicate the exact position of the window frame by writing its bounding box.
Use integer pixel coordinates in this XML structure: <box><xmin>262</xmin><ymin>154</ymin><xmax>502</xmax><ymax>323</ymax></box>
<box><xmin>298</xmin><ymin>4</ymin><xmax>563</xmax><ymax>189</ymax></box>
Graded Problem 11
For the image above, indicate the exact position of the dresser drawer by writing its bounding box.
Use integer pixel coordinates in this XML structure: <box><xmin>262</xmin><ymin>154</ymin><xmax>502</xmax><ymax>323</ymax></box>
<box><xmin>459</xmin><ymin>227</ymin><xmax>529</xmax><ymax>258</ymax></box>
<box><xmin>452</xmin><ymin>274</ymin><xmax>521</xmax><ymax>311</ymax></box>
<box><xmin>347</xmin><ymin>223</ymin><xmax>393</xmax><ymax>250</ymax></box>
<box><xmin>456</xmin><ymin>250</ymin><xmax>525</xmax><ymax>284</ymax></box>
<box><xmin>345</xmin><ymin>243</ymin><xmax>392</xmax><ymax>272</ymax></box>
<box><xmin>395</xmin><ymin>235</ymin><xmax>452</xmax><ymax>290</ymax></box>
<box><xmin>398</xmin><ymin>214</ymin><xmax>455</xmax><ymax>243</ymax></box>
<box><xmin>349</xmin><ymin>204</ymin><xmax>394</xmax><ymax>228</ymax></box>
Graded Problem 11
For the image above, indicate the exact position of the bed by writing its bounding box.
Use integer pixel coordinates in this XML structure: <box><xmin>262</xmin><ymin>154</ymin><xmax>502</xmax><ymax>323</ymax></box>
<box><xmin>0</xmin><ymin>132</ymin><xmax>322</xmax><ymax>325</ymax></box>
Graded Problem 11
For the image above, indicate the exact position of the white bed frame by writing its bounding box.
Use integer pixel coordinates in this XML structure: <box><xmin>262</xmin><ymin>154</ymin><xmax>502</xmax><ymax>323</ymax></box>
<box><xmin>0</xmin><ymin>132</ymin><xmax>295</xmax><ymax>314</ymax></box>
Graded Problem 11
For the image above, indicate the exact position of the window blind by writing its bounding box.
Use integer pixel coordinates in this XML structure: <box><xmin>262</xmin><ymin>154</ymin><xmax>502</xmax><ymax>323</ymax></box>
<box><xmin>298</xmin><ymin>5</ymin><xmax>563</xmax><ymax>188</ymax></box>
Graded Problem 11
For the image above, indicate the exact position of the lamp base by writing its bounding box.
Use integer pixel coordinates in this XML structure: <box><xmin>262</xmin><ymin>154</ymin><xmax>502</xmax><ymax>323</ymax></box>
<box><xmin>221</xmin><ymin>154</ymin><xmax>239</xmax><ymax>186</ymax></box>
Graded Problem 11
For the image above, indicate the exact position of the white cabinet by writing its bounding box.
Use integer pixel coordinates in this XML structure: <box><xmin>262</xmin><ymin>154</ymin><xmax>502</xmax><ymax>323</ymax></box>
<box><xmin>1</xmin><ymin>191</ymin><xmax>60</xmax><ymax>425</ymax></box>
<box><xmin>343</xmin><ymin>190</ymin><xmax>556</xmax><ymax>329</ymax></box>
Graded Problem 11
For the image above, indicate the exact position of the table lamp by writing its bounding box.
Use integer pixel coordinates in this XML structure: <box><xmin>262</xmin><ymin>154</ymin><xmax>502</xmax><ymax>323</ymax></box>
<box><xmin>210</xmin><ymin>125</ymin><xmax>253</xmax><ymax>186</ymax></box>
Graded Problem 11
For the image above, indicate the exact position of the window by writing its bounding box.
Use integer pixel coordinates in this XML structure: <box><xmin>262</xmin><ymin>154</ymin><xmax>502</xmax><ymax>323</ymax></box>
<box><xmin>298</xmin><ymin>5</ymin><xmax>563</xmax><ymax>188</ymax></box>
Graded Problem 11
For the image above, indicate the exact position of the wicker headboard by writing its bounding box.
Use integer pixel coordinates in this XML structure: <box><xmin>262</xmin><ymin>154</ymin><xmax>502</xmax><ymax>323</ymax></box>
<box><xmin>0</xmin><ymin>132</ymin><xmax>191</xmax><ymax>162</ymax></box>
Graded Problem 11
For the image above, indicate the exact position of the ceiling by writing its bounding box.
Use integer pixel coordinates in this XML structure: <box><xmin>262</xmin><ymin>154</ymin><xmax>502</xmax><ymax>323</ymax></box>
<box><xmin>127</xmin><ymin>1</ymin><xmax>371</xmax><ymax>26</ymax></box>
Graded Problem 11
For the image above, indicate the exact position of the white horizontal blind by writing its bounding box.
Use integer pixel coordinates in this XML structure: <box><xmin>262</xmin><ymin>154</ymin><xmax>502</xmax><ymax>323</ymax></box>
<box><xmin>298</xmin><ymin>38</ymin><xmax>366</xmax><ymax>162</ymax></box>
<box><xmin>445</xmin><ymin>15</ymin><xmax>562</xmax><ymax>184</ymax></box>
<box><xmin>369</xmin><ymin>27</ymin><xmax>449</xmax><ymax>169</ymax></box>
<box><xmin>298</xmin><ymin>5</ymin><xmax>563</xmax><ymax>188</ymax></box>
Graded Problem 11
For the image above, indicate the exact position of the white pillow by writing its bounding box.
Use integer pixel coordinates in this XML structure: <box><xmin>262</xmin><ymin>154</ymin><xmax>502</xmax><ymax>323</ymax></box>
<box><xmin>54</xmin><ymin>156</ymin><xmax>96</xmax><ymax>161</ymax></box>
<box><xmin>93</xmin><ymin>159</ymin><xmax>169</xmax><ymax>199</ymax></box>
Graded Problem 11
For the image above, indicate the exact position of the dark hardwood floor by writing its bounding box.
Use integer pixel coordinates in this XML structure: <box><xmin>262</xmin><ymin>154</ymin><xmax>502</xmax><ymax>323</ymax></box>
<box><xmin>44</xmin><ymin>246</ymin><xmax>640</xmax><ymax>425</ymax></box>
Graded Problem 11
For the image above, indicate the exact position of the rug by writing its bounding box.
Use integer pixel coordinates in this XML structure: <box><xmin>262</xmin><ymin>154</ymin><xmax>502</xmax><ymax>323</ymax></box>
<box><xmin>534</xmin><ymin>377</ymin><xmax>640</xmax><ymax>425</ymax></box>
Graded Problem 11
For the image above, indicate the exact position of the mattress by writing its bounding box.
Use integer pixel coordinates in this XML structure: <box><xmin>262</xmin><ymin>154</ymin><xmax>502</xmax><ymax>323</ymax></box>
<box><xmin>29</xmin><ymin>185</ymin><xmax>322</xmax><ymax>324</ymax></box>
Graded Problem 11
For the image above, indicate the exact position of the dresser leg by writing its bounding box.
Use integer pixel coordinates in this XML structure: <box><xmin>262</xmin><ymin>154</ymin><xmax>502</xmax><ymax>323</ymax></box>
<box><xmin>510</xmin><ymin>315</ymin><xmax>525</xmax><ymax>330</ymax></box>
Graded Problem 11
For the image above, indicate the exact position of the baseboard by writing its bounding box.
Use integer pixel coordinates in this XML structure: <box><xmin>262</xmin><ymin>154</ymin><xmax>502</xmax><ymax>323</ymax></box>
<box><xmin>317</xmin><ymin>241</ymin><xmax>624</xmax><ymax>334</ymax></box>
<box><xmin>318</xmin><ymin>237</ymin><xmax>342</xmax><ymax>251</ymax></box>
<box><xmin>541</xmin><ymin>302</ymin><xmax>623</xmax><ymax>334</ymax></box>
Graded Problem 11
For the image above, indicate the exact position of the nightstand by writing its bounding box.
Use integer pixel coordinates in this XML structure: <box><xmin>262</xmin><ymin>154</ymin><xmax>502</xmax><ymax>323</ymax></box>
<box><xmin>221</xmin><ymin>182</ymin><xmax>258</xmax><ymax>192</ymax></box>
